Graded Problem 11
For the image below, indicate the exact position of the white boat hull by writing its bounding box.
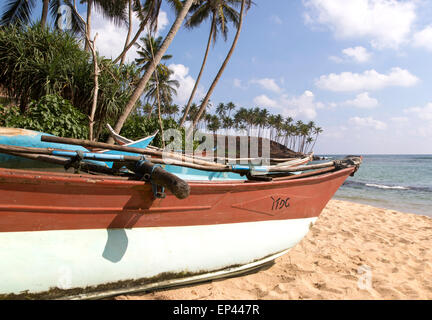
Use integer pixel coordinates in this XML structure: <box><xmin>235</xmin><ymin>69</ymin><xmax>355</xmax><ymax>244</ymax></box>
<box><xmin>0</xmin><ymin>217</ymin><xmax>316</xmax><ymax>299</ymax></box>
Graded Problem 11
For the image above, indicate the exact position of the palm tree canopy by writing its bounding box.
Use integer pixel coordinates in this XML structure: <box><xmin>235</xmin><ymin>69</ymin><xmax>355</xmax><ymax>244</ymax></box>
<box><xmin>0</xmin><ymin>0</ymin><xmax>36</xmax><ymax>26</ymax></box>
<box><xmin>184</xmin><ymin>0</ymin><xmax>249</xmax><ymax>43</ymax></box>
<box><xmin>144</xmin><ymin>67</ymin><xmax>179</xmax><ymax>105</ymax></box>
<box><xmin>0</xmin><ymin>0</ymin><xmax>128</xmax><ymax>34</ymax></box>
<box><xmin>135</xmin><ymin>34</ymin><xmax>173</xmax><ymax>72</ymax></box>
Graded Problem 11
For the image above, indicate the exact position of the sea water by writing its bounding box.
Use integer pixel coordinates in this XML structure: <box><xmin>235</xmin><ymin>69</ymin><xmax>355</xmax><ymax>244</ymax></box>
<box><xmin>318</xmin><ymin>155</ymin><xmax>432</xmax><ymax>216</ymax></box>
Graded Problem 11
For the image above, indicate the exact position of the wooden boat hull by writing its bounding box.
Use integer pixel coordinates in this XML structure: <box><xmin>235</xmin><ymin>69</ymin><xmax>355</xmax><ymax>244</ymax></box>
<box><xmin>0</xmin><ymin>166</ymin><xmax>355</xmax><ymax>299</ymax></box>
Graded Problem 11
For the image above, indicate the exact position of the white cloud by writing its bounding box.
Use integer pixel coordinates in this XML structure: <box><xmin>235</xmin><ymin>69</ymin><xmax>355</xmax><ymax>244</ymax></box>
<box><xmin>315</xmin><ymin>67</ymin><xmax>419</xmax><ymax>92</ymax></box>
<box><xmin>413</xmin><ymin>25</ymin><xmax>432</xmax><ymax>51</ymax></box>
<box><xmin>250</xmin><ymin>78</ymin><xmax>282</xmax><ymax>93</ymax></box>
<box><xmin>253</xmin><ymin>94</ymin><xmax>278</xmax><ymax>108</ymax></box>
<box><xmin>233</xmin><ymin>78</ymin><xmax>247</xmax><ymax>89</ymax></box>
<box><xmin>404</xmin><ymin>102</ymin><xmax>432</xmax><ymax>121</ymax></box>
<box><xmin>253</xmin><ymin>91</ymin><xmax>321</xmax><ymax>120</ymax></box>
<box><xmin>342</xmin><ymin>46</ymin><xmax>371</xmax><ymax>63</ymax></box>
<box><xmin>329</xmin><ymin>46</ymin><xmax>372</xmax><ymax>63</ymax></box>
<box><xmin>303</xmin><ymin>0</ymin><xmax>417</xmax><ymax>49</ymax></box>
<box><xmin>270</xmin><ymin>15</ymin><xmax>283</xmax><ymax>25</ymax></box>
<box><xmin>329</xmin><ymin>55</ymin><xmax>343</xmax><ymax>63</ymax></box>
<box><xmin>343</xmin><ymin>92</ymin><xmax>378</xmax><ymax>108</ymax></box>
<box><xmin>390</xmin><ymin>116</ymin><xmax>409</xmax><ymax>124</ymax></box>
<box><xmin>349</xmin><ymin>116</ymin><xmax>387</xmax><ymax>130</ymax></box>
<box><xmin>280</xmin><ymin>90</ymin><xmax>320</xmax><ymax>119</ymax></box>
<box><xmin>90</xmin><ymin>10</ymin><xmax>169</xmax><ymax>63</ymax></box>
<box><xmin>168</xmin><ymin>63</ymin><xmax>204</xmax><ymax>105</ymax></box>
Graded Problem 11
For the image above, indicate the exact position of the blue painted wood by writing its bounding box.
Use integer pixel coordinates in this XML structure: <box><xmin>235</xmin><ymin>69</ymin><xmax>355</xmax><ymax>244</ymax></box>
<box><xmin>0</xmin><ymin>128</ymin><xmax>153</xmax><ymax>168</ymax></box>
<box><xmin>0</xmin><ymin>127</ymin><xmax>247</xmax><ymax>180</ymax></box>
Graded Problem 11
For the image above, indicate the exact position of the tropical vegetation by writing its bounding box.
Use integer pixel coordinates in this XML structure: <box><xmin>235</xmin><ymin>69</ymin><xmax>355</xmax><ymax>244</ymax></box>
<box><xmin>0</xmin><ymin>0</ymin><xmax>323</xmax><ymax>153</ymax></box>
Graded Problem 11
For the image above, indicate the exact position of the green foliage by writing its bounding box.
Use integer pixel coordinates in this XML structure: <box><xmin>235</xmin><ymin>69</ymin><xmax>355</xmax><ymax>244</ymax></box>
<box><xmin>120</xmin><ymin>115</ymin><xmax>182</xmax><ymax>148</ymax></box>
<box><xmin>0</xmin><ymin>24</ymin><xmax>90</xmax><ymax>110</ymax></box>
<box><xmin>0</xmin><ymin>24</ymin><xmax>141</xmax><ymax>140</ymax></box>
<box><xmin>0</xmin><ymin>94</ymin><xmax>88</xmax><ymax>138</ymax></box>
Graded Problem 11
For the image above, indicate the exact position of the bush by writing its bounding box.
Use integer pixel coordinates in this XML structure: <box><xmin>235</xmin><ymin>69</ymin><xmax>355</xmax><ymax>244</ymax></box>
<box><xmin>0</xmin><ymin>94</ymin><xmax>88</xmax><ymax>139</ymax></box>
<box><xmin>0</xmin><ymin>25</ymin><xmax>141</xmax><ymax>140</ymax></box>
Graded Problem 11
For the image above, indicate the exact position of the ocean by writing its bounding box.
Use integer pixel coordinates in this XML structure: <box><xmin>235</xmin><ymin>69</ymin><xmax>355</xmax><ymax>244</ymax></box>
<box><xmin>318</xmin><ymin>154</ymin><xmax>432</xmax><ymax>217</ymax></box>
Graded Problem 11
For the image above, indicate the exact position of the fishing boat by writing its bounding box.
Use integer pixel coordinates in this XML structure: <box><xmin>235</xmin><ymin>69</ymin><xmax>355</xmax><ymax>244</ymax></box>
<box><xmin>0</xmin><ymin>127</ymin><xmax>312</xmax><ymax>180</ymax></box>
<box><xmin>0</xmin><ymin>154</ymin><xmax>361</xmax><ymax>299</ymax></box>
<box><xmin>0</xmin><ymin>127</ymin><xmax>157</xmax><ymax>168</ymax></box>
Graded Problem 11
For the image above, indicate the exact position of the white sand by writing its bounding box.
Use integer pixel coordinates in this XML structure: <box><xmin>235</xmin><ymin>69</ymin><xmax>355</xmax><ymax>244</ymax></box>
<box><xmin>115</xmin><ymin>200</ymin><xmax>432</xmax><ymax>300</ymax></box>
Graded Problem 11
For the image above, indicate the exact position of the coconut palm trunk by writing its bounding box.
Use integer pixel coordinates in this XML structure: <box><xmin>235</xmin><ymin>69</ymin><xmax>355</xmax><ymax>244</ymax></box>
<box><xmin>84</xmin><ymin>0</ymin><xmax>92</xmax><ymax>52</ymax></box>
<box><xmin>108</xmin><ymin>0</ymin><xmax>195</xmax><ymax>144</ymax></box>
<box><xmin>179</xmin><ymin>13</ymin><xmax>216</xmax><ymax>127</ymax></box>
<box><xmin>190</xmin><ymin>0</ymin><xmax>246</xmax><ymax>135</ymax></box>
<box><xmin>88</xmin><ymin>34</ymin><xmax>100</xmax><ymax>141</ymax></box>
<box><xmin>41</xmin><ymin>0</ymin><xmax>49</xmax><ymax>27</ymax></box>
<box><xmin>120</xmin><ymin>0</ymin><xmax>133</xmax><ymax>66</ymax></box>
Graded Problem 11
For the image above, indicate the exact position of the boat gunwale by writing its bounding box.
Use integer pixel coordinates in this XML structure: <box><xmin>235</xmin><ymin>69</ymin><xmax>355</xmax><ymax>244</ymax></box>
<box><xmin>0</xmin><ymin>166</ymin><xmax>355</xmax><ymax>191</ymax></box>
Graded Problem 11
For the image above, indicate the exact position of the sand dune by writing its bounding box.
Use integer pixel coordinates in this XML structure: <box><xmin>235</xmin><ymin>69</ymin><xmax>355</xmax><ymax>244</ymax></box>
<box><xmin>115</xmin><ymin>200</ymin><xmax>432</xmax><ymax>300</ymax></box>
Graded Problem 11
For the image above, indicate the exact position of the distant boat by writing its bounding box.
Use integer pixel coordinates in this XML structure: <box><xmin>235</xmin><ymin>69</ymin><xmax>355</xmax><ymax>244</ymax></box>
<box><xmin>0</xmin><ymin>156</ymin><xmax>361</xmax><ymax>299</ymax></box>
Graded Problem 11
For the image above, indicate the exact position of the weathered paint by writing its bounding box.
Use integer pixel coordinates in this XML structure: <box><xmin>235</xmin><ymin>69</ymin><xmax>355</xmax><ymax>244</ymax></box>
<box><xmin>0</xmin><ymin>127</ymin><xmax>155</xmax><ymax>167</ymax></box>
<box><xmin>0</xmin><ymin>218</ymin><xmax>316</xmax><ymax>299</ymax></box>
<box><xmin>0</xmin><ymin>167</ymin><xmax>354</xmax><ymax>232</ymax></box>
<box><xmin>0</xmin><ymin>166</ymin><xmax>355</xmax><ymax>298</ymax></box>
<box><xmin>0</xmin><ymin>128</ymin><xmax>38</xmax><ymax>136</ymax></box>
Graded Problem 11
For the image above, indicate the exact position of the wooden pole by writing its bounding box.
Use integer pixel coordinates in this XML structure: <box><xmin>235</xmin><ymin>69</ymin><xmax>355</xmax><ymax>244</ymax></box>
<box><xmin>41</xmin><ymin>135</ymin><xmax>228</xmax><ymax>169</ymax></box>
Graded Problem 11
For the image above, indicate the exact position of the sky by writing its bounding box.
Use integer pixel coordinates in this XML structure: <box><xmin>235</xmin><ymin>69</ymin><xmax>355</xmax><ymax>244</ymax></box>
<box><xmin>21</xmin><ymin>0</ymin><xmax>432</xmax><ymax>154</ymax></box>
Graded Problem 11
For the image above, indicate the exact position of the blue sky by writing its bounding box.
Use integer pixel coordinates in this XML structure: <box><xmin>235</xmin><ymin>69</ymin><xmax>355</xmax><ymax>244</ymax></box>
<box><xmin>21</xmin><ymin>0</ymin><xmax>432</xmax><ymax>154</ymax></box>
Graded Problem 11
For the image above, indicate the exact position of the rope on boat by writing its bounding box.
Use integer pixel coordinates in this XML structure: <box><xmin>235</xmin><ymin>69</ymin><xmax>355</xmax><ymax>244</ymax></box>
<box><xmin>64</xmin><ymin>150</ymin><xmax>85</xmax><ymax>173</ymax></box>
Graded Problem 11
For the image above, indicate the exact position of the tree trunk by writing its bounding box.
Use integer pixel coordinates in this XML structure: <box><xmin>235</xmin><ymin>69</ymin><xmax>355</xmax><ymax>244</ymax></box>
<box><xmin>149</xmin><ymin>30</ymin><xmax>165</xmax><ymax>148</ymax></box>
<box><xmin>179</xmin><ymin>13</ymin><xmax>216</xmax><ymax>127</ymax></box>
<box><xmin>41</xmin><ymin>0</ymin><xmax>49</xmax><ymax>27</ymax></box>
<box><xmin>190</xmin><ymin>0</ymin><xmax>246</xmax><ymax>135</ymax></box>
<box><xmin>108</xmin><ymin>0</ymin><xmax>195</xmax><ymax>144</ymax></box>
<box><xmin>88</xmin><ymin>34</ymin><xmax>99</xmax><ymax>141</ymax></box>
<box><xmin>120</xmin><ymin>0</ymin><xmax>133</xmax><ymax>66</ymax></box>
<box><xmin>85</xmin><ymin>0</ymin><xmax>92</xmax><ymax>52</ymax></box>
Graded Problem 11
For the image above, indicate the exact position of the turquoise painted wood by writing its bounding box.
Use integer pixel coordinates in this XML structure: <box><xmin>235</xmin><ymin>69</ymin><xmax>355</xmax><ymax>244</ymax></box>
<box><xmin>0</xmin><ymin>128</ymin><xmax>155</xmax><ymax>168</ymax></box>
<box><xmin>0</xmin><ymin>127</ymin><xmax>247</xmax><ymax>180</ymax></box>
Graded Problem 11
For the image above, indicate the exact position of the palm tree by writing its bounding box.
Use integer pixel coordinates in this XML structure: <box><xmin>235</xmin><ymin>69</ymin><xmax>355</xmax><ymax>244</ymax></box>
<box><xmin>207</xmin><ymin>114</ymin><xmax>221</xmax><ymax>134</ymax></box>
<box><xmin>215</xmin><ymin>102</ymin><xmax>226</xmax><ymax>117</ymax></box>
<box><xmin>222</xmin><ymin>115</ymin><xmax>233</xmax><ymax>134</ymax></box>
<box><xmin>135</xmin><ymin>34</ymin><xmax>172</xmax><ymax>72</ymax></box>
<box><xmin>114</xmin><ymin>0</ymin><xmax>183</xmax><ymax>65</ymax></box>
<box><xmin>1</xmin><ymin>0</ymin><xmax>48</xmax><ymax>27</ymax></box>
<box><xmin>257</xmin><ymin>108</ymin><xmax>269</xmax><ymax>137</ymax></box>
<box><xmin>109</xmin><ymin>0</ymin><xmax>195</xmax><ymax>144</ymax></box>
<box><xmin>225</xmin><ymin>101</ymin><xmax>236</xmax><ymax>117</ymax></box>
<box><xmin>309</xmin><ymin>125</ymin><xmax>323</xmax><ymax>153</ymax></box>
<box><xmin>190</xmin><ymin>0</ymin><xmax>251</xmax><ymax>135</ymax></box>
<box><xmin>178</xmin><ymin>0</ymin><xmax>243</xmax><ymax>127</ymax></box>
<box><xmin>0</xmin><ymin>0</ymin><xmax>83</xmax><ymax>31</ymax></box>
<box><xmin>144</xmin><ymin>67</ymin><xmax>179</xmax><ymax>117</ymax></box>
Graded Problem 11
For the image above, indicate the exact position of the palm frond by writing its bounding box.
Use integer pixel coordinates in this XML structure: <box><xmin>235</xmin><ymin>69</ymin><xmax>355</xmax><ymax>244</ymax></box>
<box><xmin>0</xmin><ymin>0</ymin><xmax>36</xmax><ymax>26</ymax></box>
<box><xmin>93</xmin><ymin>0</ymin><xmax>128</xmax><ymax>27</ymax></box>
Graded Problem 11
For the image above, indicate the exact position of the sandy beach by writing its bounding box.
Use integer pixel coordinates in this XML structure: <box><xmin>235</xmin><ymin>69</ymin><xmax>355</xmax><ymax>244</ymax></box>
<box><xmin>115</xmin><ymin>200</ymin><xmax>432</xmax><ymax>300</ymax></box>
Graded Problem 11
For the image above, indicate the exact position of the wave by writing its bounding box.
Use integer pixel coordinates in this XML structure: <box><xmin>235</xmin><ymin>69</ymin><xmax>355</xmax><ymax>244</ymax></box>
<box><xmin>365</xmin><ymin>183</ymin><xmax>409</xmax><ymax>190</ymax></box>
<box><xmin>342</xmin><ymin>180</ymin><xmax>432</xmax><ymax>192</ymax></box>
